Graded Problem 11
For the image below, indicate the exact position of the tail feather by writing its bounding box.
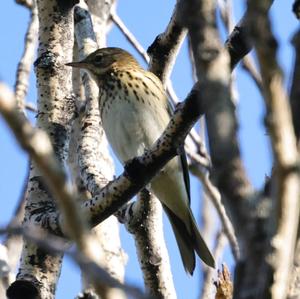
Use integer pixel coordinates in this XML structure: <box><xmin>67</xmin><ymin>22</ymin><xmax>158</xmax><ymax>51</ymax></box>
<box><xmin>164</xmin><ymin>205</ymin><xmax>196</xmax><ymax>274</ymax></box>
<box><xmin>190</xmin><ymin>211</ymin><xmax>215</xmax><ymax>268</ymax></box>
<box><xmin>163</xmin><ymin>205</ymin><xmax>215</xmax><ymax>274</ymax></box>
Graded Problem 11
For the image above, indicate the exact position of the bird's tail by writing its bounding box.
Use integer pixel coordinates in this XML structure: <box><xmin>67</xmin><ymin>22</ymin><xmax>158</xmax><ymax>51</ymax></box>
<box><xmin>163</xmin><ymin>205</ymin><xmax>215</xmax><ymax>275</ymax></box>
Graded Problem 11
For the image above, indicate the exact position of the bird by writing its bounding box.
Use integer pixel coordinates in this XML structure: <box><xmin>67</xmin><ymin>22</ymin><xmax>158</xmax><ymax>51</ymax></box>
<box><xmin>66</xmin><ymin>47</ymin><xmax>215</xmax><ymax>274</ymax></box>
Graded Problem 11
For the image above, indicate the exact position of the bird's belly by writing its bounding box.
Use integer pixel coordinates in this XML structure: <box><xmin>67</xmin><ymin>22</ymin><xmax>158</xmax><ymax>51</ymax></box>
<box><xmin>102</xmin><ymin>98</ymin><xmax>163</xmax><ymax>163</ymax></box>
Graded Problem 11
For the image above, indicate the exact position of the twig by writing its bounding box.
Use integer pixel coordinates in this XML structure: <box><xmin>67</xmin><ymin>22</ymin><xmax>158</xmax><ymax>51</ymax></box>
<box><xmin>190</xmin><ymin>165</ymin><xmax>239</xmax><ymax>261</ymax></box>
<box><xmin>14</xmin><ymin>2</ymin><xmax>38</xmax><ymax>112</ymax></box>
<box><xmin>218</xmin><ymin>0</ymin><xmax>263</xmax><ymax>93</ymax></box>
<box><xmin>110</xmin><ymin>12</ymin><xmax>149</xmax><ymax>63</ymax></box>
<box><xmin>25</xmin><ymin>102</ymin><xmax>37</xmax><ymax>112</ymax></box>
<box><xmin>201</xmin><ymin>231</ymin><xmax>227</xmax><ymax>299</ymax></box>
<box><xmin>241</xmin><ymin>56</ymin><xmax>263</xmax><ymax>93</ymax></box>
<box><xmin>15</xmin><ymin>0</ymin><xmax>33</xmax><ymax>9</ymax></box>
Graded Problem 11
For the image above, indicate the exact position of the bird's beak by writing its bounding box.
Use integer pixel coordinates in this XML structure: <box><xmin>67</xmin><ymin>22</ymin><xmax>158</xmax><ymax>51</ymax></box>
<box><xmin>65</xmin><ymin>61</ymin><xmax>88</xmax><ymax>69</ymax></box>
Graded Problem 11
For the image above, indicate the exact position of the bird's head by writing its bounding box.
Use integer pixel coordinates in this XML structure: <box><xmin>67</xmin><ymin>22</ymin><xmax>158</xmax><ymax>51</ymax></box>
<box><xmin>66</xmin><ymin>47</ymin><xmax>139</xmax><ymax>81</ymax></box>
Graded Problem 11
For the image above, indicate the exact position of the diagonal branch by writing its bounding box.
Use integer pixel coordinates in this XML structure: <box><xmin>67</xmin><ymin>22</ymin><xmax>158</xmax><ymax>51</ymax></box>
<box><xmin>0</xmin><ymin>226</ymin><xmax>150</xmax><ymax>299</ymax></box>
<box><xmin>225</xmin><ymin>0</ymin><xmax>274</xmax><ymax>70</ymax></box>
<box><xmin>0</xmin><ymin>80</ymin><xmax>210</xmax><ymax>236</ymax></box>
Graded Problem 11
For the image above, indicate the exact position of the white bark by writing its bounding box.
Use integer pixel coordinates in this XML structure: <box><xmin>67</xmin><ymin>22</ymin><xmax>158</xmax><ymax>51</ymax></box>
<box><xmin>7</xmin><ymin>0</ymin><xmax>75</xmax><ymax>297</ymax></box>
<box><xmin>73</xmin><ymin>3</ymin><xmax>126</xmax><ymax>298</ymax></box>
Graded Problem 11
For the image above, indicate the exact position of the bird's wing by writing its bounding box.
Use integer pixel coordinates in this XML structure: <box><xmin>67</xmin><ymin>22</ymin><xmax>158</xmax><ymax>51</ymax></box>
<box><xmin>144</xmin><ymin>70</ymin><xmax>191</xmax><ymax>204</ymax></box>
<box><xmin>167</xmin><ymin>100</ymin><xmax>191</xmax><ymax>205</ymax></box>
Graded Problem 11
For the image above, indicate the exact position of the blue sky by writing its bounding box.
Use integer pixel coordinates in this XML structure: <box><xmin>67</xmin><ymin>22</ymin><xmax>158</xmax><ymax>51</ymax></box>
<box><xmin>0</xmin><ymin>1</ymin><xmax>298</xmax><ymax>298</ymax></box>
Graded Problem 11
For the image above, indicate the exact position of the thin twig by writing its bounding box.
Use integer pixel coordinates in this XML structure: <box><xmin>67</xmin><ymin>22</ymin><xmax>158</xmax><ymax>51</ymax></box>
<box><xmin>14</xmin><ymin>2</ymin><xmax>38</xmax><ymax>111</ymax></box>
<box><xmin>241</xmin><ymin>56</ymin><xmax>263</xmax><ymax>93</ymax></box>
<box><xmin>25</xmin><ymin>102</ymin><xmax>37</xmax><ymax>112</ymax></box>
<box><xmin>218</xmin><ymin>0</ymin><xmax>263</xmax><ymax>94</ymax></box>
<box><xmin>110</xmin><ymin>12</ymin><xmax>149</xmax><ymax>63</ymax></box>
<box><xmin>190</xmin><ymin>165</ymin><xmax>239</xmax><ymax>261</ymax></box>
<box><xmin>15</xmin><ymin>0</ymin><xmax>33</xmax><ymax>9</ymax></box>
<box><xmin>201</xmin><ymin>231</ymin><xmax>227</xmax><ymax>299</ymax></box>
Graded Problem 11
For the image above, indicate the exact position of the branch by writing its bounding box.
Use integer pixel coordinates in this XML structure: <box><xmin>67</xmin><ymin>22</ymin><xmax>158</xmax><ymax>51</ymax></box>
<box><xmin>0</xmin><ymin>244</ymin><xmax>10</xmax><ymax>297</ymax></box>
<box><xmin>73</xmin><ymin>4</ymin><xmax>113</xmax><ymax>196</ymax></box>
<box><xmin>225</xmin><ymin>0</ymin><xmax>274</xmax><ymax>70</ymax></box>
<box><xmin>118</xmin><ymin>190</ymin><xmax>176</xmax><ymax>299</ymax></box>
<box><xmin>0</xmin><ymin>73</ymin><xmax>211</xmax><ymax>237</ymax></box>
<box><xmin>293</xmin><ymin>0</ymin><xmax>300</xmax><ymax>19</ymax></box>
<box><xmin>147</xmin><ymin>0</ymin><xmax>187</xmax><ymax>85</ymax></box>
<box><xmin>0</xmin><ymin>226</ymin><xmax>151</xmax><ymax>299</ymax></box>
<box><xmin>6</xmin><ymin>0</ymin><xmax>76</xmax><ymax>296</ymax></box>
<box><xmin>286</xmin><ymin>28</ymin><xmax>300</xmax><ymax>299</ymax></box>
<box><xmin>244</xmin><ymin>1</ymin><xmax>300</xmax><ymax>299</ymax></box>
<box><xmin>290</xmin><ymin>29</ymin><xmax>300</xmax><ymax>140</ymax></box>
<box><xmin>218</xmin><ymin>0</ymin><xmax>263</xmax><ymax>93</ymax></box>
<box><xmin>85</xmin><ymin>0</ymin><xmax>116</xmax><ymax>47</ymax></box>
<box><xmin>109</xmin><ymin>10</ymin><xmax>177</xmax><ymax>294</ymax></box>
<box><xmin>15</xmin><ymin>0</ymin><xmax>33</xmax><ymax>9</ymax></box>
<box><xmin>0</xmin><ymin>82</ymin><xmax>120</xmax><ymax>299</ymax></box>
<box><xmin>110</xmin><ymin>11</ymin><xmax>149</xmax><ymax>63</ymax></box>
<box><xmin>179</xmin><ymin>0</ymin><xmax>253</xmax><ymax>258</ymax></box>
<box><xmin>190</xmin><ymin>166</ymin><xmax>239</xmax><ymax>261</ymax></box>
<box><xmin>73</xmin><ymin>4</ymin><xmax>126</xmax><ymax>298</ymax></box>
<box><xmin>241</xmin><ymin>56</ymin><xmax>263</xmax><ymax>93</ymax></box>
<box><xmin>14</xmin><ymin>3</ymin><xmax>38</xmax><ymax>111</ymax></box>
<box><xmin>0</xmin><ymin>165</ymin><xmax>28</xmax><ymax>294</ymax></box>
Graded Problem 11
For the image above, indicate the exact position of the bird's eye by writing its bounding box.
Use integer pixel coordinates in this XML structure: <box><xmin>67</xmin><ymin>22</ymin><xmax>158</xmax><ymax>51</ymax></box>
<box><xmin>93</xmin><ymin>55</ymin><xmax>103</xmax><ymax>65</ymax></box>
